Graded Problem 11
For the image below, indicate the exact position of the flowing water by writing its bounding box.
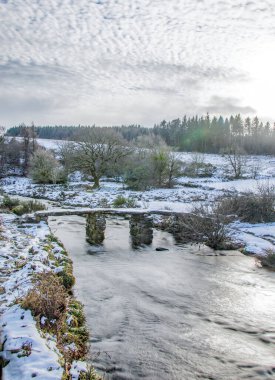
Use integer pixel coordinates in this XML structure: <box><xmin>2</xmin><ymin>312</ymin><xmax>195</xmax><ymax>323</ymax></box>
<box><xmin>49</xmin><ymin>215</ymin><xmax>275</xmax><ymax>380</ymax></box>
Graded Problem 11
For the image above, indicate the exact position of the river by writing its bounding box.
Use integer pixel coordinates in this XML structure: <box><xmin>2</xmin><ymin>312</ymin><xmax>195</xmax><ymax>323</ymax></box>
<box><xmin>49</xmin><ymin>215</ymin><xmax>275</xmax><ymax>380</ymax></box>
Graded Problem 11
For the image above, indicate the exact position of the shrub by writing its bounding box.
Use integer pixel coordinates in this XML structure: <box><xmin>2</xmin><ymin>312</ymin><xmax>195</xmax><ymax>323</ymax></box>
<box><xmin>58</xmin><ymin>300</ymin><xmax>89</xmax><ymax>364</ymax></box>
<box><xmin>2</xmin><ymin>195</ymin><xmax>20</xmax><ymax>209</ymax></box>
<box><xmin>1</xmin><ymin>196</ymin><xmax>45</xmax><ymax>215</ymax></box>
<box><xmin>183</xmin><ymin>155</ymin><xmax>215</xmax><ymax>178</ymax></box>
<box><xmin>69</xmin><ymin>300</ymin><xmax>86</xmax><ymax>326</ymax></box>
<box><xmin>259</xmin><ymin>250</ymin><xmax>275</xmax><ymax>269</ymax></box>
<box><xmin>124</xmin><ymin>153</ymin><xmax>153</xmax><ymax>190</ymax></box>
<box><xmin>98</xmin><ymin>197</ymin><xmax>110</xmax><ymax>208</ymax></box>
<box><xmin>112</xmin><ymin>195</ymin><xmax>137</xmax><ymax>208</ymax></box>
<box><xmin>124</xmin><ymin>148</ymin><xmax>182</xmax><ymax>190</ymax></box>
<box><xmin>22</xmin><ymin>272</ymin><xmax>67</xmax><ymax>321</ymax></box>
<box><xmin>217</xmin><ymin>184</ymin><xmax>275</xmax><ymax>223</ymax></box>
<box><xmin>183</xmin><ymin>162</ymin><xmax>215</xmax><ymax>177</ymax></box>
<box><xmin>12</xmin><ymin>199</ymin><xmax>45</xmax><ymax>215</ymax></box>
<box><xmin>79</xmin><ymin>364</ymin><xmax>101</xmax><ymax>380</ymax></box>
<box><xmin>30</xmin><ymin>149</ymin><xmax>67</xmax><ymax>184</ymax></box>
<box><xmin>173</xmin><ymin>204</ymin><xmax>233</xmax><ymax>250</ymax></box>
<box><xmin>57</xmin><ymin>263</ymin><xmax>75</xmax><ymax>290</ymax></box>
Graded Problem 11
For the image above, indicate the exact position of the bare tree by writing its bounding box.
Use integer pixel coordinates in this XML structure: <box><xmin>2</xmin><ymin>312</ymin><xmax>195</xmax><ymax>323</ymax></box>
<box><xmin>0</xmin><ymin>127</ymin><xmax>5</xmax><ymax>177</ymax></box>
<box><xmin>0</xmin><ymin>137</ymin><xmax>22</xmax><ymax>177</ymax></box>
<box><xmin>166</xmin><ymin>151</ymin><xmax>182</xmax><ymax>188</ymax></box>
<box><xmin>61</xmin><ymin>129</ymin><xmax>130</xmax><ymax>188</ymax></box>
<box><xmin>19</xmin><ymin>123</ymin><xmax>37</xmax><ymax>176</ymax></box>
<box><xmin>30</xmin><ymin>122</ymin><xmax>37</xmax><ymax>154</ymax></box>
<box><xmin>224</xmin><ymin>145</ymin><xmax>247</xmax><ymax>179</ymax></box>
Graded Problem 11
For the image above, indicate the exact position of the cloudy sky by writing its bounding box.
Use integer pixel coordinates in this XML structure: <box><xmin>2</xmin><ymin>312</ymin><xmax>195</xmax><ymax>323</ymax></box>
<box><xmin>0</xmin><ymin>0</ymin><xmax>275</xmax><ymax>127</ymax></box>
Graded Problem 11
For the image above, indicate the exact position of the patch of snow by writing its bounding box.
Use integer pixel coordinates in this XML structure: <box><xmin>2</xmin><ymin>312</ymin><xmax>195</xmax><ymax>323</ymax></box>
<box><xmin>1</xmin><ymin>305</ymin><xmax>63</xmax><ymax>380</ymax></box>
<box><xmin>230</xmin><ymin>222</ymin><xmax>275</xmax><ymax>256</ymax></box>
<box><xmin>70</xmin><ymin>360</ymin><xmax>87</xmax><ymax>379</ymax></box>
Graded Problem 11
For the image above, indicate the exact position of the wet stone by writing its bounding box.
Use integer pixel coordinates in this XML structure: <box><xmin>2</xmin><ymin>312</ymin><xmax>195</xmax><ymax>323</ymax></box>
<box><xmin>86</xmin><ymin>214</ymin><xmax>106</xmax><ymax>245</ymax></box>
<box><xmin>130</xmin><ymin>214</ymin><xmax>153</xmax><ymax>247</ymax></box>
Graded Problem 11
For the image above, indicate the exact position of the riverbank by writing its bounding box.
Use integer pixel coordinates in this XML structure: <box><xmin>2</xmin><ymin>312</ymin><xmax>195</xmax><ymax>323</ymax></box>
<box><xmin>0</xmin><ymin>212</ymin><xmax>99</xmax><ymax>379</ymax></box>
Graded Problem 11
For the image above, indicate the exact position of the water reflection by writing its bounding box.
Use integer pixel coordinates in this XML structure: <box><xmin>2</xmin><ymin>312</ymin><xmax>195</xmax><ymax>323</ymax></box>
<box><xmin>49</xmin><ymin>216</ymin><xmax>275</xmax><ymax>380</ymax></box>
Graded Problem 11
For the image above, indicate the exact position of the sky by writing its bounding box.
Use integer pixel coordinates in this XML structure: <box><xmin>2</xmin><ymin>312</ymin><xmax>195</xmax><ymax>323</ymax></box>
<box><xmin>0</xmin><ymin>0</ymin><xmax>275</xmax><ymax>127</ymax></box>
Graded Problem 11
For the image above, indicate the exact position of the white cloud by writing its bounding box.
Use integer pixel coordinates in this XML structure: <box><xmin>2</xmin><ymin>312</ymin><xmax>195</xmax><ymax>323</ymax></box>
<box><xmin>0</xmin><ymin>0</ymin><xmax>274</xmax><ymax>126</ymax></box>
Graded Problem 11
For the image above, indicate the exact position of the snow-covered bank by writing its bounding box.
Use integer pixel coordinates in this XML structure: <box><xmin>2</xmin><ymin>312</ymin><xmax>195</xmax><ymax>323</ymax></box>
<box><xmin>230</xmin><ymin>222</ymin><xmax>275</xmax><ymax>256</ymax></box>
<box><xmin>0</xmin><ymin>214</ymin><xmax>63</xmax><ymax>378</ymax></box>
<box><xmin>1</xmin><ymin>305</ymin><xmax>63</xmax><ymax>380</ymax></box>
<box><xmin>0</xmin><ymin>213</ymin><xmax>94</xmax><ymax>379</ymax></box>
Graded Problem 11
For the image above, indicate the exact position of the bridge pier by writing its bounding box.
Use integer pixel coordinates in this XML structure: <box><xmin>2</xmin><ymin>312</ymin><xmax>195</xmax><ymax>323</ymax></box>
<box><xmin>129</xmin><ymin>214</ymin><xmax>153</xmax><ymax>247</ymax></box>
<box><xmin>86</xmin><ymin>213</ymin><xmax>106</xmax><ymax>245</ymax></box>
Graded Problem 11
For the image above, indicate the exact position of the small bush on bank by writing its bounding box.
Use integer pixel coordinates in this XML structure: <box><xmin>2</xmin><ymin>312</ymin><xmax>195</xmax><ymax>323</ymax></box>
<box><xmin>78</xmin><ymin>364</ymin><xmax>101</xmax><ymax>380</ymax></box>
<box><xmin>169</xmin><ymin>204</ymin><xmax>233</xmax><ymax>250</ymax></box>
<box><xmin>258</xmin><ymin>250</ymin><xmax>275</xmax><ymax>269</ymax></box>
<box><xmin>217</xmin><ymin>184</ymin><xmax>275</xmax><ymax>223</ymax></box>
<box><xmin>112</xmin><ymin>195</ymin><xmax>137</xmax><ymax>208</ymax></box>
<box><xmin>57</xmin><ymin>263</ymin><xmax>75</xmax><ymax>290</ymax></box>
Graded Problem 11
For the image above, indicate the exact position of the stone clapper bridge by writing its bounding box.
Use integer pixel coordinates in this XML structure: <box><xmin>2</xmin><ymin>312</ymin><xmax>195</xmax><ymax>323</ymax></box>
<box><xmin>34</xmin><ymin>208</ymin><xmax>187</xmax><ymax>247</ymax></box>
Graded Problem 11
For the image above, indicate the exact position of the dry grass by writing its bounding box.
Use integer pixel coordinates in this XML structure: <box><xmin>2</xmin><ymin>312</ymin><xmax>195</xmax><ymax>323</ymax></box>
<box><xmin>22</xmin><ymin>271</ymin><xmax>67</xmax><ymax>321</ymax></box>
<box><xmin>175</xmin><ymin>205</ymin><xmax>233</xmax><ymax>250</ymax></box>
<box><xmin>217</xmin><ymin>183</ymin><xmax>275</xmax><ymax>223</ymax></box>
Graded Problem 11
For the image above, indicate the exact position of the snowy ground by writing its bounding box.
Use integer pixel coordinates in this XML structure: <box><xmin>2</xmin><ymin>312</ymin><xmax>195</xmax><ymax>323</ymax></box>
<box><xmin>0</xmin><ymin>214</ymin><xmax>87</xmax><ymax>379</ymax></box>
<box><xmin>230</xmin><ymin>221</ymin><xmax>275</xmax><ymax>256</ymax></box>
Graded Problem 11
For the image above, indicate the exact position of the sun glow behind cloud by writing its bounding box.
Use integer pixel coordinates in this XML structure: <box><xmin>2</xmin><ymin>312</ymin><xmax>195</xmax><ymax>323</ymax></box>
<box><xmin>0</xmin><ymin>0</ymin><xmax>275</xmax><ymax>126</ymax></box>
<box><xmin>242</xmin><ymin>41</ymin><xmax>275</xmax><ymax>118</ymax></box>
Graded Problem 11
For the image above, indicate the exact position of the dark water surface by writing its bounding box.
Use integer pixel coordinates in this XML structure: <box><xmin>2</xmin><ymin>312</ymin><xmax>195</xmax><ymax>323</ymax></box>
<box><xmin>49</xmin><ymin>216</ymin><xmax>275</xmax><ymax>380</ymax></box>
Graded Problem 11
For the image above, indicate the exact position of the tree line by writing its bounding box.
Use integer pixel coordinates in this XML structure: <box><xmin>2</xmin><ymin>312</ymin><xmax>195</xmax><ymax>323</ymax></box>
<box><xmin>1</xmin><ymin>126</ymin><xmax>182</xmax><ymax>189</ymax></box>
<box><xmin>6</xmin><ymin>114</ymin><xmax>275</xmax><ymax>155</ymax></box>
<box><xmin>0</xmin><ymin>123</ymin><xmax>265</xmax><ymax>189</ymax></box>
